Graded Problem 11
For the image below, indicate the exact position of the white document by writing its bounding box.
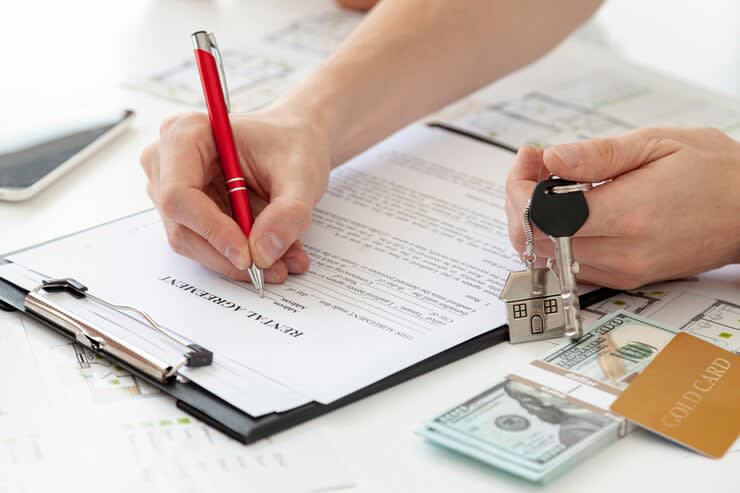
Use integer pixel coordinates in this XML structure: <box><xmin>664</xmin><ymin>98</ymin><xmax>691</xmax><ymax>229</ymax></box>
<box><xmin>581</xmin><ymin>264</ymin><xmax>740</xmax><ymax>354</ymax></box>
<box><xmin>263</xmin><ymin>9</ymin><xmax>363</xmax><ymax>57</ymax></box>
<box><xmin>133</xmin><ymin>42</ymin><xmax>318</xmax><ymax>111</ymax></box>
<box><xmin>0</xmin><ymin>408</ymin><xmax>353</xmax><ymax>493</ymax></box>
<box><xmin>0</xmin><ymin>309</ymin><xmax>353</xmax><ymax>493</ymax></box>
<box><xmin>133</xmin><ymin>9</ymin><xmax>362</xmax><ymax>112</ymax></box>
<box><xmin>9</xmin><ymin>124</ymin><xmax>521</xmax><ymax>404</ymax></box>
<box><xmin>439</xmin><ymin>39</ymin><xmax>740</xmax><ymax>148</ymax></box>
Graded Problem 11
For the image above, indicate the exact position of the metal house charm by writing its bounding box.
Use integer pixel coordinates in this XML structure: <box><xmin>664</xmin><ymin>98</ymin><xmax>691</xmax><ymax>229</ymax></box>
<box><xmin>500</xmin><ymin>267</ymin><xmax>566</xmax><ymax>343</ymax></box>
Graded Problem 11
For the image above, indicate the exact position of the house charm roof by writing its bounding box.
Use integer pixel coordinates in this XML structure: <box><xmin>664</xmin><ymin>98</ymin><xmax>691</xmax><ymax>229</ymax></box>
<box><xmin>500</xmin><ymin>268</ymin><xmax>562</xmax><ymax>302</ymax></box>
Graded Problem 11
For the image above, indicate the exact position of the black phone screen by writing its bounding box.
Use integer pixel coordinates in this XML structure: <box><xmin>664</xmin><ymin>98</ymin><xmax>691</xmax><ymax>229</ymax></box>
<box><xmin>0</xmin><ymin>109</ymin><xmax>133</xmax><ymax>189</ymax></box>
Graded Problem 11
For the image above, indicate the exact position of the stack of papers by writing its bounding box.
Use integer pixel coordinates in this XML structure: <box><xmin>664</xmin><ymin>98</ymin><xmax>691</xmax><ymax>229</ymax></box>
<box><xmin>133</xmin><ymin>9</ymin><xmax>364</xmax><ymax>112</ymax></box>
<box><xmin>0</xmin><ymin>308</ymin><xmax>354</xmax><ymax>493</ymax></box>
<box><xmin>436</xmin><ymin>39</ymin><xmax>740</xmax><ymax>146</ymax></box>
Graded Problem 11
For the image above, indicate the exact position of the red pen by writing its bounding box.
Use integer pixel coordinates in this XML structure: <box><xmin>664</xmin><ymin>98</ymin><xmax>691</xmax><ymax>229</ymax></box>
<box><xmin>192</xmin><ymin>31</ymin><xmax>264</xmax><ymax>297</ymax></box>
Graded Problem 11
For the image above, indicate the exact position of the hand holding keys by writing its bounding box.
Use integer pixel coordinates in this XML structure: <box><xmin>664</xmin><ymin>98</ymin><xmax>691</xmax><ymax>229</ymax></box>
<box><xmin>500</xmin><ymin>175</ymin><xmax>591</xmax><ymax>343</ymax></box>
<box><xmin>529</xmin><ymin>177</ymin><xmax>591</xmax><ymax>339</ymax></box>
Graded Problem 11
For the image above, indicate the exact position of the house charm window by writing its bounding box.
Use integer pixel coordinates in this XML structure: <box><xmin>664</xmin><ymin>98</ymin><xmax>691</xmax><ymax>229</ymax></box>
<box><xmin>500</xmin><ymin>268</ymin><xmax>567</xmax><ymax>343</ymax></box>
<box><xmin>513</xmin><ymin>303</ymin><xmax>527</xmax><ymax>319</ymax></box>
<box><xmin>544</xmin><ymin>299</ymin><xmax>558</xmax><ymax>314</ymax></box>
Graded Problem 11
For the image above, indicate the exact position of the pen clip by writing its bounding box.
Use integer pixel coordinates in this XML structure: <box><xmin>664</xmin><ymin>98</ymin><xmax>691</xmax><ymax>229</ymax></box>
<box><xmin>207</xmin><ymin>32</ymin><xmax>231</xmax><ymax>113</ymax></box>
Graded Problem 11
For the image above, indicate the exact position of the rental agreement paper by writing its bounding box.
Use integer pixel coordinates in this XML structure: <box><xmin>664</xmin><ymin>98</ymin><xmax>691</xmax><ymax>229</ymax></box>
<box><xmin>8</xmin><ymin>124</ymin><xmax>521</xmax><ymax>404</ymax></box>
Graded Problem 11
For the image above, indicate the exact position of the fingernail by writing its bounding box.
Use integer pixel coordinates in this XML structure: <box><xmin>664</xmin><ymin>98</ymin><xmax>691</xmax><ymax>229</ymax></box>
<box><xmin>551</xmin><ymin>143</ymin><xmax>583</xmax><ymax>168</ymax></box>
<box><xmin>225</xmin><ymin>247</ymin><xmax>247</xmax><ymax>270</ymax></box>
<box><xmin>256</xmin><ymin>233</ymin><xmax>285</xmax><ymax>265</ymax></box>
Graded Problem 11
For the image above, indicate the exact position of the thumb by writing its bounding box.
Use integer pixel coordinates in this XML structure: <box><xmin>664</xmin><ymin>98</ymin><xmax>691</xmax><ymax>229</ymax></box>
<box><xmin>542</xmin><ymin>128</ymin><xmax>681</xmax><ymax>182</ymax></box>
<box><xmin>249</xmin><ymin>187</ymin><xmax>315</xmax><ymax>269</ymax></box>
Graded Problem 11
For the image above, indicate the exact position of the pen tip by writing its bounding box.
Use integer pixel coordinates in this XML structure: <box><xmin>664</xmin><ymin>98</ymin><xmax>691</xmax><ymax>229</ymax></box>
<box><xmin>246</xmin><ymin>264</ymin><xmax>265</xmax><ymax>298</ymax></box>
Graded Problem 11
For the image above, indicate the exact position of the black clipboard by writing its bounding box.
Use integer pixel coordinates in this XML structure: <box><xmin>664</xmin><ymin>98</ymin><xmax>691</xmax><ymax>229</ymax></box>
<box><xmin>0</xmin><ymin>253</ymin><xmax>614</xmax><ymax>445</ymax></box>
<box><xmin>0</xmin><ymin>263</ymin><xmax>511</xmax><ymax>444</ymax></box>
<box><xmin>0</xmin><ymin>124</ymin><xmax>617</xmax><ymax>444</ymax></box>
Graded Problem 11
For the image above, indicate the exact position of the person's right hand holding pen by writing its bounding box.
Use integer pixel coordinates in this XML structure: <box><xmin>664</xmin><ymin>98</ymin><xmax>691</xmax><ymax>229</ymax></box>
<box><xmin>140</xmin><ymin>1</ymin><xmax>599</xmax><ymax>286</ymax></box>
<box><xmin>139</xmin><ymin>105</ymin><xmax>324</xmax><ymax>285</ymax></box>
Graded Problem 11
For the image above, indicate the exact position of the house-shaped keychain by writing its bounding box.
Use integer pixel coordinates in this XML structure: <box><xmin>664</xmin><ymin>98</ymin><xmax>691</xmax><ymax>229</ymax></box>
<box><xmin>500</xmin><ymin>267</ymin><xmax>565</xmax><ymax>343</ymax></box>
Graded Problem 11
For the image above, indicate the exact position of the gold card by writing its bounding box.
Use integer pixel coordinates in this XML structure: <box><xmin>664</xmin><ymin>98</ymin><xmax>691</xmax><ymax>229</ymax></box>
<box><xmin>610</xmin><ymin>333</ymin><xmax>740</xmax><ymax>458</ymax></box>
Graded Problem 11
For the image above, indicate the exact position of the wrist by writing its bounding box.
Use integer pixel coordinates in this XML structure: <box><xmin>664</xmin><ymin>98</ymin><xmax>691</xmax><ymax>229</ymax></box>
<box><xmin>270</xmin><ymin>68</ymin><xmax>347</xmax><ymax>168</ymax></box>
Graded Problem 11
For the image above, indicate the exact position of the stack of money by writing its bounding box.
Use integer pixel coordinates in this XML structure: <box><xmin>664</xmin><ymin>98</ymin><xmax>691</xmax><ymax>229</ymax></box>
<box><xmin>418</xmin><ymin>311</ymin><xmax>677</xmax><ymax>483</ymax></box>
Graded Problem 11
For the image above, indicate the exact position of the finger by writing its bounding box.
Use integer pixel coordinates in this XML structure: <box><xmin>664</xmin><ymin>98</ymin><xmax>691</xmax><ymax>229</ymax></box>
<box><xmin>158</xmin><ymin>114</ymin><xmax>253</xmax><ymax>270</ymax></box>
<box><xmin>177</xmin><ymin>185</ymin><xmax>297</xmax><ymax>281</ymax></box>
<box><xmin>506</xmin><ymin>146</ymin><xmax>549</xmax><ymax>251</ymax></box>
<box><xmin>282</xmin><ymin>240</ymin><xmax>310</xmax><ymax>274</ymax></box>
<box><xmin>162</xmin><ymin>218</ymin><xmax>292</xmax><ymax>285</ymax></box>
<box><xmin>264</xmin><ymin>260</ymin><xmax>289</xmax><ymax>284</ymax></box>
<box><xmin>543</xmin><ymin>127</ymin><xmax>683</xmax><ymax>182</ymax></box>
<box><xmin>249</xmin><ymin>165</ymin><xmax>321</xmax><ymax>268</ymax></box>
<box><xmin>506</xmin><ymin>144</ymin><xmax>631</xmax><ymax>242</ymax></box>
<box><xmin>574</xmin><ymin>264</ymin><xmax>645</xmax><ymax>291</ymax></box>
<box><xmin>204</xmin><ymin>182</ymin><xmax>230</xmax><ymax>214</ymax></box>
<box><xmin>531</xmin><ymin>235</ymin><xmax>658</xmax><ymax>291</ymax></box>
<box><xmin>159</xmin><ymin>113</ymin><xmax>222</xmax><ymax>190</ymax></box>
<box><xmin>507</xmin><ymin>177</ymin><xmax>556</xmax><ymax>246</ymax></box>
<box><xmin>519</xmin><ymin>176</ymin><xmax>637</xmax><ymax>239</ymax></box>
<box><xmin>162</xmin><ymin>219</ymin><xmax>251</xmax><ymax>282</ymax></box>
<box><xmin>250</xmin><ymin>195</ymin><xmax>313</xmax><ymax>268</ymax></box>
<box><xmin>140</xmin><ymin>142</ymin><xmax>161</xmax><ymax>205</ymax></box>
<box><xmin>244</xmin><ymin>194</ymin><xmax>310</xmax><ymax>275</ymax></box>
<box><xmin>139</xmin><ymin>141</ymin><xmax>160</xmax><ymax>181</ymax></box>
<box><xmin>159</xmin><ymin>114</ymin><xmax>182</xmax><ymax>137</ymax></box>
<box><xmin>249</xmin><ymin>193</ymin><xmax>268</xmax><ymax>216</ymax></box>
<box><xmin>506</xmin><ymin>145</ymin><xmax>545</xmax><ymax>185</ymax></box>
<box><xmin>531</xmin><ymin>235</ymin><xmax>639</xmax><ymax>271</ymax></box>
<box><xmin>159</xmin><ymin>187</ymin><xmax>254</xmax><ymax>271</ymax></box>
<box><xmin>542</xmin><ymin>255</ymin><xmax>636</xmax><ymax>290</ymax></box>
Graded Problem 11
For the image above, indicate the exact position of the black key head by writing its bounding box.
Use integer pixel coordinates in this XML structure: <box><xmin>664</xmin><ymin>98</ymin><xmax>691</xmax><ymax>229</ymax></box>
<box><xmin>529</xmin><ymin>178</ymin><xmax>589</xmax><ymax>238</ymax></box>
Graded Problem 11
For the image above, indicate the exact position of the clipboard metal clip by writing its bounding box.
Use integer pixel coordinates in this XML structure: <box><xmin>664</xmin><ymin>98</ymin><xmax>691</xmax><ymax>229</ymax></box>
<box><xmin>24</xmin><ymin>278</ymin><xmax>213</xmax><ymax>383</ymax></box>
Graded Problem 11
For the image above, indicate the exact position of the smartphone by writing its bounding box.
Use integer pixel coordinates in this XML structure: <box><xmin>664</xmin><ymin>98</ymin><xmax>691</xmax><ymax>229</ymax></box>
<box><xmin>0</xmin><ymin>109</ymin><xmax>135</xmax><ymax>201</ymax></box>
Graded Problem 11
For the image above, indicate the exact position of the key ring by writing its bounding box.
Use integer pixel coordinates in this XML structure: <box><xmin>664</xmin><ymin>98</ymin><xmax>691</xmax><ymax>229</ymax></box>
<box><xmin>549</xmin><ymin>183</ymin><xmax>593</xmax><ymax>194</ymax></box>
<box><xmin>522</xmin><ymin>200</ymin><xmax>536</xmax><ymax>266</ymax></box>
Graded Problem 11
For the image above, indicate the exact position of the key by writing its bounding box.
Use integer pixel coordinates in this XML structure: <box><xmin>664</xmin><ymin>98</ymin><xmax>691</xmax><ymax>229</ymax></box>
<box><xmin>500</xmin><ymin>201</ymin><xmax>567</xmax><ymax>343</ymax></box>
<box><xmin>529</xmin><ymin>177</ymin><xmax>589</xmax><ymax>339</ymax></box>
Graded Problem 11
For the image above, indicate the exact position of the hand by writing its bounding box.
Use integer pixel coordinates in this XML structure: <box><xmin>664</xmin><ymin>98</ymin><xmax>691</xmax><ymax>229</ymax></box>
<box><xmin>140</xmin><ymin>107</ymin><xmax>331</xmax><ymax>283</ymax></box>
<box><xmin>506</xmin><ymin>127</ymin><xmax>740</xmax><ymax>289</ymax></box>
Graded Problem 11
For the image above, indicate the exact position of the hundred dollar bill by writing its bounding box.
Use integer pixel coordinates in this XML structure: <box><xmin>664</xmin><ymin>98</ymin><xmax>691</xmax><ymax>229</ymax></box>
<box><xmin>420</xmin><ymin>377</ymin><xmax>622</xmax><ymax>483</ymax></box>
<box><xmin>538</xmin><ymin>310</ymin><xmax>677</xmax><ymax>391</ymax></box>
<box><xmin>419</xmin><ymin>311</ymin><xmax>677</xmax><ymax>483</ymax></box>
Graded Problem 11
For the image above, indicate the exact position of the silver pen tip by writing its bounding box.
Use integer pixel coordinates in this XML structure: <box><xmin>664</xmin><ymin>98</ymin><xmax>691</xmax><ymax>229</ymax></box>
<box><xmin>246</xmin><ymin>264</ymin><xmax>265</xmax><ymax>298</ymax></box>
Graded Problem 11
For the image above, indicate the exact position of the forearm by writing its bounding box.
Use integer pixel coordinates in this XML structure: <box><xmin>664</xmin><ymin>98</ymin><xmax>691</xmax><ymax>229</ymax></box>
<box><xmin>277</xmin><ymin>0</ymin><xmax>603</xmax><ymax>166</ymax></box>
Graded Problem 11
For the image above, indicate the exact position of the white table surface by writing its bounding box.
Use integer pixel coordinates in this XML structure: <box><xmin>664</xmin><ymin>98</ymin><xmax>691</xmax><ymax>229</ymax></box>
<box><xmin>2</xmin><ymin>1</ymin><xmax>737</xmax><ymax>492</ymax></box>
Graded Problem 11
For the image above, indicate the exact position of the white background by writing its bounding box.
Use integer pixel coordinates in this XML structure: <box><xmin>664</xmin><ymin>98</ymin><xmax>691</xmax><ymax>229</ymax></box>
<box><xmin>1</xmin><ymin>1</ymin><xmax>738</xmax><ymax>491</ymax></box>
